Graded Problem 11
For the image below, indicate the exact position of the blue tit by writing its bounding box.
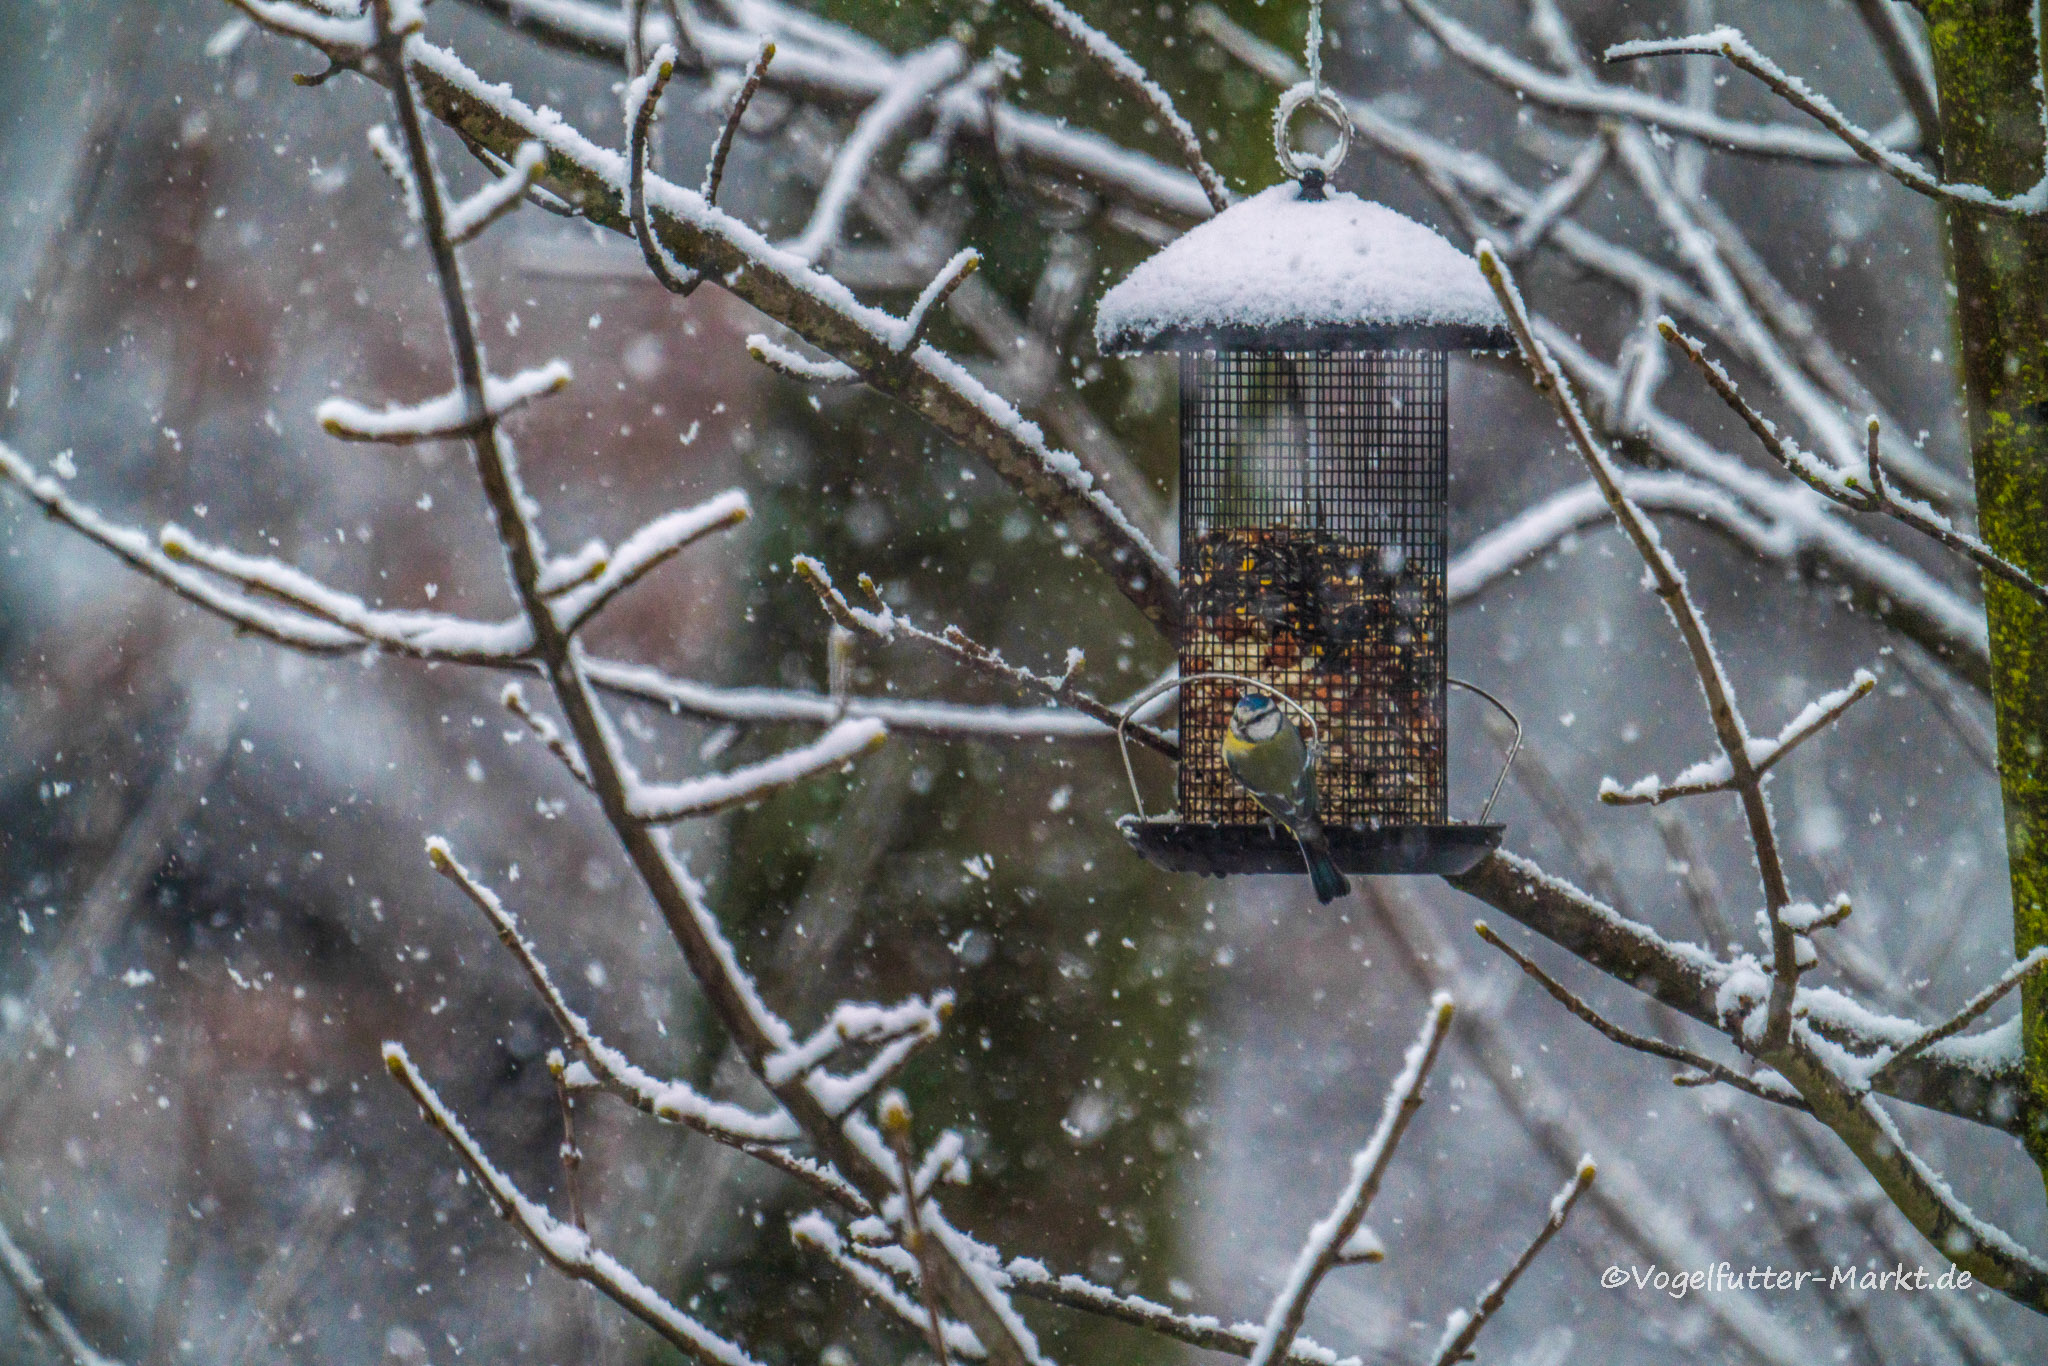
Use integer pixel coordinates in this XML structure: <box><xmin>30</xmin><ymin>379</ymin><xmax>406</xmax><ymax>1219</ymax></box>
<box><xmin>1222</xmin><ymin>692</ymin><xmax>1350</xmax><ymax>904</ymax></box>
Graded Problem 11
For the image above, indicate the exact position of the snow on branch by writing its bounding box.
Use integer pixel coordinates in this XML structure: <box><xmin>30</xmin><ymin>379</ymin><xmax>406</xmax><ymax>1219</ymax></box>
<box><xmin>1863</xmin><ymin>949</ymin><xmax>2048</xmax><ymax>1093</ymax></box>
<box><xmin>784</xmin><ymin>39</ymin><xmax>965</xmax><ymax>265</ymax></box>
<box><xmin>1661</xmin><ymin>321</ymin><xmax>2048</xmax><ymax>610</ymax></box>
<box><xmin>894</xmin><ymin>247</ymin><xmax>980</xmax><ymax>354</ymax></box>
<box><xmin>316</xmin><ymin>360</ymin><xmax>571</xmax><ymax>442</ymax></box>
<box><xmin>1600</xmin><ymin>669</ymin><xmax>1877</xmax><ymax>807</ymax></box>
<box><xmin>1248</xmin><ymin>994</ymin><xmax>1454</xmax><ymax>1366</ymax></box>
<box><xmin>1606</xmin><ymin>28</ymin><xmax>2048</xmax><ymax>215</ymax></box>
<box><xmin>445</xmin><ymin>139</ymin><xmax>546</xmax><ymax>242</ymax></box>
<box><xmin>549</xmin><ymin>489</ymin><xmax>751</xmax><ymax>632</ymax></box>
<box><xmin>285</xmin><ymin>16</ymin><xmax>1180</xmax><ymax>631</ymax></box>
<box><xmin>0</xmin><ymin>441</ymin><xmax>365</xmax><ymax>654</ymax></box>
<box><xmin>792</xmin><ymin>1214</ymin><xmax>987</xmax><ymax>1360</ymax></box>
<box><xmin>157</xmin><ymin>522</ymin><xmax>532</xmax><ymax>660</ymax></box>
<box><xmin>1474</xmin><ymin>922</ymin><xmax>1810</xmax><ymax>1112</ymax></box>
<box><xmin>1428</xmin><ymin>1159</ymin><xmax>1595</xmax><ymax>1366</ymax></box>
<box><xmin>1449</xmin><ymin>850</ymin><xmax>2023</xmax><ymax>1131</ymax></box>
<box><xmin>627</xmin><ymin>46</ymin><xmax>700</xmax><ymax>295</ymax></box>
<box><xmin>501</xmin><ymin>683</ymin><xmax>595</xmax><ymax>788</ymax></box>
<box><xmin>382</xmin><ymin>1044</ymin><xmax>771</xmax><ymax>1366</ymax></box>
<box><xmin>1389</xmin><ymin>0</ymin><xmax>1911</xmax><ymax>165</ymax></box>
<box><xmin>765</xmin><ymin>995</ymin><xmax>953</xmax><ymax>1088</ymax></box>
<box><xmin>580</xmin><ymin>657</ymin><xmax>1136</xmax><ymax>742</ymax></box>
<box><xmin>366</xmin><ymin>124</ymin><xmax>422</xmax><ymax>220</ymax></box>
<box><xmin>623</xmin><ymin>716</ymin><xmax>886</xmax><ymax>823</ymax></box>
<box><xmin>422</xmin><ymin>838</ymin><xmax>805</xmax><ymax>1146</ymax></box>
<box><xmin>1013</xmin><ymin>0</ymin><xmax>1230</xmax><ymax>213</ymax></box>
<box><xmin>0</xmin><ymin>1215</ymin><xmax>123</xmax><ymax>1366</ymax></box>
<box><xmin>746</xmin><ymin>335</ymin><xmax>861</xmax><ymax>385</ymax></box>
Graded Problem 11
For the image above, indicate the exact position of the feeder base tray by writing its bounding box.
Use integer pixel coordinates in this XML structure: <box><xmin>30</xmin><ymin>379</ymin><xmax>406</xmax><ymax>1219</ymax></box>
<box><xmin>1119</xmin><ymin>817</ymin><xmax>1502</xmax><ymax>877</ymax></box>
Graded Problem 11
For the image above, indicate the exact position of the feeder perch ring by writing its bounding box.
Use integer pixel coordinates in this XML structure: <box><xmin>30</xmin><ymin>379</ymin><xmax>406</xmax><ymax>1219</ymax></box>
<box><xmin>1273</xmin><ymin>81</ymin><xmax>1352</xmax><ymax>180</ymax></box>
<box><xmin>1115</xmin><ymin>673</ymin><xmax>1523</xmax><ymax>830</ymax></box>
<box><xmin>1115</xmin><ymin>672</ymin><xmax>1320</xmax><ymax>823</ymax></box>
<box><xmin>1447</xmin><ymin>677</ymin><xmax>1522</xmax><ymax>825</ymax></box>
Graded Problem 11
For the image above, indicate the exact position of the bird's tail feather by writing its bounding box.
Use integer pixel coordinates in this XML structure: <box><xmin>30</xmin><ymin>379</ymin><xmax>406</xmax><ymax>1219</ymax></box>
<box><xmin>1297</xmin><ymin>827</ymin><xmax>1350</xmax><ymax>905</ymax></box>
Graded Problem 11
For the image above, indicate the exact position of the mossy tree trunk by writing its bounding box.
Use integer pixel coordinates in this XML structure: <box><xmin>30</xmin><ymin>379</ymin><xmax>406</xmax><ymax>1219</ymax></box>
<box><xmin>1922</xmin><ymin>0</ymin><xmax>2048</xmax><ymax>1177</ymax></box>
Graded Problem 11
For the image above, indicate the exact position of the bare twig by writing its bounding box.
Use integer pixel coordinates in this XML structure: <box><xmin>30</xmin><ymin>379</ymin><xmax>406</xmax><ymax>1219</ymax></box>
<box><xmin>704</xmin><ymin>38</ymin><xmax>774</xmax><ymax>205</ymax></box>
<box><xmin>1247</xmin><ymin>994</ymin><xmax>1455</xmax><ymax>1366</ymax></box>
<box><xmin>1474</xmin><ymin>923</ymin><xmax>1809</xmax><ymax>1113</ymax></box>
<box><xmin>1428</xmin><ymin>1160</ymin><xmax>1596</xmax><ymax>1366</ymax></box>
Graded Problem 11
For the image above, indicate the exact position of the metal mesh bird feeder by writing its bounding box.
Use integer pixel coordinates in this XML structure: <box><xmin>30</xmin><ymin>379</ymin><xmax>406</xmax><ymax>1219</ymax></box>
<box><xmin>1096</xmin><ymin>89</ymin><xmax>1518</xmax><ymax>878</ymax></box>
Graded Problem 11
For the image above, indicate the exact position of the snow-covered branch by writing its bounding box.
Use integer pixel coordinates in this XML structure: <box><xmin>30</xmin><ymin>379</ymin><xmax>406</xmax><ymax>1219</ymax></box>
<box><xmin>1863</xmin><ymin>949</ymin><xmax>2048</xmax><ymax>1093</ymax></box>
<box><xmin>1428</xmin><ymin>1160</ymin><xmax>1595</xmax><ymax>1366</ymax></box>
<box><xmin>1661</xmin><ymin>321</ymin><xmax>2048</xmax><ymax>609</ymax></box>
<box><xmin>745</xmin><ymin>334</ymin><xmax>861</xmax><ymax>385</ymax></box>
<box><xmin>1247</xmin><ymin>994</ymin><xmax>1454</xmax><ymax>1366</ymax></box>
<box><xmin>445</xmin><ymin>139</ymin><xmax>547</xmax><ymax>242</ymax></box>
<box><xmin>233</xmin><ymin>0</ymin><xmax>1183</xmax><ymax>633</ymax></box>
<box><xmin>783</xmin><ymin>40</ymin><xmax>964</xmax><ymax>265</ymax></box>
<box><xmin>894</xmin><ymin>247</ymin><xmax>979</xmax><ymax>354</ymax></box>
<box><xmin>501</xmin><ymin>683</ymin><xmax>595</xmax><ymax>788</ymax></box>
<box><xmin>1480</xmin><ymin>241</ymin><xmax>1805</xmax><ymax>1049</ymax></box>
<box><xmin>1606</xmin><ymin>28</ymin><xmax>2048</xmax><ymax>215</ymax></box>
<box><xmin>627</xmin><ymin>46</ymin><xmax>699</xmax><ymax>295</ymax></box>
<box><xmin>382</xmin><ymin>1044</ymin><xmax>771</xmax><ymax>1366</ymax></box>
<box><xmin>1390</xmin><ymin>0</ymin><xmax>1917</xmax><ymax>165</ymax></box>
<box><xmin>1600</xmin><ymin>669</ymin><xmax>1877</xmax><ymax>807</ymax></box>
<box><xmin>549</xmin><ymin>489</ymin><xmax>752</xmax><ymax>632</ymax></box>
<box><xmin>315</xmin><ymin>360</ymin><xmax>571</xmax><ymax>442</ymax></box>
<box><xmin>1012</xmin><ymin>0</ymin><xmax>1230</xmax><ymax>213</ymax></box>
<box><xmin>423</xmin><ymin>839</ymin><xmax>801</xmax><ymax>1144</ymax></box>
<box><xmin>623</xmin><ymin>717</ymin><xmax>886</xmax><ymax>823</ymax></box>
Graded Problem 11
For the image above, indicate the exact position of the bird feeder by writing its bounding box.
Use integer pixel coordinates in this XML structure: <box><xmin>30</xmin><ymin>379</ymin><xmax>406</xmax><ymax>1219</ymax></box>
<box><xmin>1098</xmin><ymin>89</ymin><xmax>1518</xmax><ymax>878</ymax></box>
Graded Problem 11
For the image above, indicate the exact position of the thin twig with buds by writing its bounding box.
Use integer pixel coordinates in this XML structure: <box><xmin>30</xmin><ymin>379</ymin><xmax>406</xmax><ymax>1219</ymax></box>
<box><xmin>1247</xmin><ymin>994</ymin><xmax>1455</xmax><ymax>1366</ymax></box>
<box><xmin>1475</xmin><ymin>922</ymin><xmax>1809</xmax><ymax>1112</ymax></box>
<box><xmin>1428</xmin><ymin>1160</ymin><xmax>1596</xmax><ymax>1366</ymax></box>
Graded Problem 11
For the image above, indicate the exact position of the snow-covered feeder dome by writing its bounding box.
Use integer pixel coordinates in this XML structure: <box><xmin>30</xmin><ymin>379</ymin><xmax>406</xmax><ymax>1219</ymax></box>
<box><xmin>1094</xmin><ymin>182</ymin><xmax>1510</xmax><ymax>354</ymax></box>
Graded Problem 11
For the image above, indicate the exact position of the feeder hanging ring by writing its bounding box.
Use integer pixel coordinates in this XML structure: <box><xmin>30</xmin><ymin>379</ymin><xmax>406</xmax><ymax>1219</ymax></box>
<box><xmin>1273</xmin><ymin>81</ymin><xmax>1352</xmax><ymax>182</ymax></box>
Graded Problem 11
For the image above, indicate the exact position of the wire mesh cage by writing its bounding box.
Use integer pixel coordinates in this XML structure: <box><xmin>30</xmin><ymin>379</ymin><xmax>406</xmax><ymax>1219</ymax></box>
<box><xmin>1176</xmin><ymin>349</ymin><xmax>1448</xmax><ymax>829</ymax></box>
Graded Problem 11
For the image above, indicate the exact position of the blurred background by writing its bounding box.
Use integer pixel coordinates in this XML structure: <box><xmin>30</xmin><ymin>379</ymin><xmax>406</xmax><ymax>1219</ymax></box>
<box><xmin>0</xmin><ymin>0</ymin><xmax>2041</xmax><ymax>1363</ymax></box>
